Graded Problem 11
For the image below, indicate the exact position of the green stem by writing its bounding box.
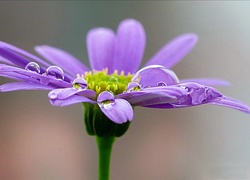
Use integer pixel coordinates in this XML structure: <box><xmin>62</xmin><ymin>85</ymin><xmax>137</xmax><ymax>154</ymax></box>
<box><xmin>96</xmin><ymin>136</ymin><xmax>115</xmax><ymax>180</ymax></box>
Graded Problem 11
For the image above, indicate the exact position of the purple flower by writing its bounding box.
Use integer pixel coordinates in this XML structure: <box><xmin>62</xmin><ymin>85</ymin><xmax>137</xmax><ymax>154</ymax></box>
<box><xmin>0</xmin><ymin>19</ymin><xmax>249</xmax><ymax>126</ymax></box>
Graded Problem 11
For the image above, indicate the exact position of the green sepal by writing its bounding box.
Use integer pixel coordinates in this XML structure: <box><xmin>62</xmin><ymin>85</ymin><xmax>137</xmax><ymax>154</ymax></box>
<box><xmin>83</xmin><ymin>103</ymin><xmax>130</xmax><ymax>137</ymax></box>
<box><xmin>83</xmin><ymin>103</ymin><xmax>95</xmax><ymax>135</ymax></box>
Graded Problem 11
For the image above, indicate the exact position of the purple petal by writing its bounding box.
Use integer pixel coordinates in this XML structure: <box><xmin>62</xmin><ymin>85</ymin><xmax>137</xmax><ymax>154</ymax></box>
<box><xmin>209</xmin><ymin>97</ymin><xmax>250</xmax><ymax>114</ymax></box>
<box><xmin>97</xmin><ymin>91</ymin><xmax>133</xmax><ymax>123</ymax></box>
<box><xmin>35</xmin><ymin>45</ymin><xmax>89</xmax><ymax>76</ymax></box>
<box><xmin>0</xmin><ymin>46</ymin><xmax>30</xmax><ymax>68</ymax></box>
<box><xmin>144</xmin><ymin>104</ymin><xmax>174</xmax><ymax>108</ymax></box>
<box><xmin>0</xmin><ymin>41</ymin><xmax>50</xmax><ymax>68</ymax></box>
<box><xmin>132</xmin><ymin>65</ymin><xmax>179</xmax><ymax>87</ymax></box>
<box><xmin>0</xmin><ymin>64</ymin><xmax>44</xmax><ymax>83</ymax></box>
<box><xmin>147</xmin><ymin>96</ymin><xmax>250</xmax><ymax>114</ymax></box>
<box><xmin>98</xmin><ymin>98</ymin><xmax>133</xmax><ymax>124</ymax></box>
<box><xmin>0</xmin><ymin>64</ymin><xmax>71</xmax><ymax>88</ymax></box>
<box><xmin>0</xmin><ymin>82</ymin><xmax>54</xmax><ymax>92</ymax></box>
<box><xmin>118</xmin><ymin>86</ymin><xmax>187</xmax><ymax>106</ymax></box>
<box><xmin>0</xmin><ymin>56</ymin><xmax>15</xmax><ymax>65</ymax></box>
<box><xmin>176</xmin><ymin>82</ymin><xmax>222</xmax><ymax>105</ymax></box>
<box><xmin>49</xmin><ymin>88</ymin><xmax>96</xmax><ymax>100</ymax></box>
<box><xmin>78</xmin><ymin>89</ymin><xmax>96</xmax><ymax>99</ymax></box>
<box><xmin>139</xmin><ymin>83</ymin><xmax>223</xmax><ymax>108</ymax></box>
<box><xmin>49</xmin><ymin>88</ymin><xmax>80</xmax><ymax>99</ymax></box>
<box><xmin>0</xmin><ymin>71</ymin><xmax>38</xmax><ymax>82</ymax></box>
<box><xmin>113</xmin><ymin>19</ymin><xmax>146</xmax><ymax>74</ymax></box>
<box><xmin>50</xmin><ymin>95</ymin><xmax>96</xmax><ymax>106</ymax></box>
<box><xmin>87</xmin><ymin>28</ymin><xmax>115</xmax><ymax>72</ymax></box>
<box><xmin>145</xmin><ymin>34</ymin><xmax>198</xmax><ymax>68</ymax></box>
<box><xmin>180</xmin><ymin>78</ymin><xmax>231</xmax><ymax>87</ymax></box>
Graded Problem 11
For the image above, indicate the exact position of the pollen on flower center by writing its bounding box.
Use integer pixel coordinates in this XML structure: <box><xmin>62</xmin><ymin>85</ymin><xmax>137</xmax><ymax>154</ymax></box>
<box><xmin>75</xmin><ymin>68</ymin><xmax>133</xmax><ymax>95</ymax></box>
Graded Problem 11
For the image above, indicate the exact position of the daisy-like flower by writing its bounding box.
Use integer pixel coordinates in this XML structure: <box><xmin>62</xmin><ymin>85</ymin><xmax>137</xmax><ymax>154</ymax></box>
<box><xmin>0</xmin><ymin>19</ymin><xmax>249</xmax><ymax>137</ymax></box>
<box><xmin>1</xmin><ymin>18</ymin><xmax>250</xmax><ymax>180</ymax></box>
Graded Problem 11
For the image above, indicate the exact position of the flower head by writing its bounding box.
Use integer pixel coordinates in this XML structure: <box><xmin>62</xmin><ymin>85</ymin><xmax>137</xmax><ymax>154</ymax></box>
<box><xmin>0</xmin><ymin>19</ymin><xmax>249</xmax><ymax>136</ymax></box>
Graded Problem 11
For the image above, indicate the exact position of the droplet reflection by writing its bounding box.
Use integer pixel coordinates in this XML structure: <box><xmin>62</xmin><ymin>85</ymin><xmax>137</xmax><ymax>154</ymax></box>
<box><xmin>157</xmin><ymin>81</ymin><xmax>167</xmax><ymax>86</ymax></box>
<box><xmin>126</xmin><ymin>82</ymin><xmax>141</xmax><ymax>92</ymax></box>
<box><xmin>25</xmin><ymin>62</ymin><xmax>40</xmax><ymax>73</ymax></box>
<box><xmin>45</xmin><ymin>66</ymin><xmax>64</xmax><ymax>80</ymax></box>
<box><xmin>72</xmin><ymin>78</ymin><xmax>88</xmax><ymax>90</ymax></box>
<box><xmin>97</xmin><ymin>91</ymin><xmax>115</xmax><ymax>108</ymax></box>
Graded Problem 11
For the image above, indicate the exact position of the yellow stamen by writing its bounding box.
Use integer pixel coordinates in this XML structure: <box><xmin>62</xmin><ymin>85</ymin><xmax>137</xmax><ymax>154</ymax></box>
<box><xmin>76</xmin><ymin>68</ymin><xmax>133</xmax><ymax>95</ymax></box>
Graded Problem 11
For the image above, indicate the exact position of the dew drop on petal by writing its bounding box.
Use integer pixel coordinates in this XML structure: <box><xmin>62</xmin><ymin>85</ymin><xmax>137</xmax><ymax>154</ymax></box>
<box><xmin>45</xmin><ymin>66</ymin><xmax>64</xmax><ymax>80</ymax></box>
<box><xmin>178</xmin><ymin>85</ymin><xmax>191</xmax><ymax>95</ymax></box>
<box><xmin>25</xmin><ymin>62</ymin><xmax>40</xmax><ymax>73</ymax></box>
<box><xmin>178</xmin><ymin>85</ymin><xmax>186</xmax><ymax>89</ymax></box>
<box><xmin>126</xmin><ymin>82</ymin><xmax>141</xmax><ymax>92</ymax></box>
<box><xmin>97</xmin><ymin>91</ymin><xmax>115</xmax><ymax>108</ymax></box>
<box><xmin>49</xmin><ymin>92</ymin><xmax>57</xmax><ymax>99</ymax></box>
<box><xmin>72</xmin><ymin>77</ymin><xmax>88</xmax><ymax>90</ymax></box>
<box><xmin>178</xmin><ymin>85</ymin><xmax>190</xmax><ymax>91</ymax></box>
<box><xmin>157</xmin><ymin>81</ymin><xmax>167</xmax><ymax>86</ymax></box>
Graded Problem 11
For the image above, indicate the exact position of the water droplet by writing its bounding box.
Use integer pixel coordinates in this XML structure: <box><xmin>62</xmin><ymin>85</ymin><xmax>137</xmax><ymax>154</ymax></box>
<box><xmin>157</xmin><ymin>81</ymin><xmax>167</xmax><ymax>86</ymax></box>
<box><xmin>97</xmin><ymin>91</ymin><xmax>115</xmax><ymax>108</ymax></box>
<box><xmin>126</xmin><ymin>82</ymin><xmax>141</xmax><ymax>92</ymax></box>
<box><xmin>25</xmin><ymin>62</ymin><xmax>40</xmax><ymax>73</ymax></box>
<box><xmin>178</xmin><ymin>85</ymin><xmax>190</xmax><ymax>91</ymax></box>
<box><xmin>72</xmin><ymin>78</ymin><xmax>88</xmax><ymax>90</ymax></box>
<box><xmin>109</xmin><ymin>76</ymin><xmax>118</xmax><ymax>82</ymax></box>
<box><xmin>49</xmin><ymin>92</ymin><xmax>57</xmax><ymax>99</ymax></box>
<box><xmin>100</xmin><ymin>100</ymin><xmax>115</xmax><ymax>108</ymax></box>
<box><xmin>45</xmin><ymin>66</ymin><xmax>64</xmax><ymax>80</ymax></box>
<box><xmin>178</xmin><ymin>85</ymin><xmax>185</xmax><ymax>89</ymax></box>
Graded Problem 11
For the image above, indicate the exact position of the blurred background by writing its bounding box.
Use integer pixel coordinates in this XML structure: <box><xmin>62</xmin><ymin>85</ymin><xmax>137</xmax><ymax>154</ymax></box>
<box><xmin>0</xmin><ymin>1</ymin><xmax>250</xmax><ymax>180</ymax></box>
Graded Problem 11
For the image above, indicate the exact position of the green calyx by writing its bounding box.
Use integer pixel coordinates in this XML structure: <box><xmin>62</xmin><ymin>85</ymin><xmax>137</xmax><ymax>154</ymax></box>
<box><xmin>81</xmin><ymin>68</ymin><xmax>133</xmax><ymax>95</ymax></box>
<box><xmin>83</xmin><ymin>103</ymin><xmax>130</xmax><ymax>137</ymax></box>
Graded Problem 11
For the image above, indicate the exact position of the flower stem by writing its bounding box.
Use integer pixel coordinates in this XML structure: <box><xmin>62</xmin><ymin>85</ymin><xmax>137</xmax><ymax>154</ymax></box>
<box><xmin>96</xmin><ymin>136</ymin><xmax>115</xmax><ymax>180</ymax></box>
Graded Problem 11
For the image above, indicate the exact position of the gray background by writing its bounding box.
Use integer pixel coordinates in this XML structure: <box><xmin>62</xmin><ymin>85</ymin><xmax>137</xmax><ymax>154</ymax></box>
<box><xmin>0</xmin><ymin>2</ymin><xmax>250</xmax><ymax>180</ymax></box>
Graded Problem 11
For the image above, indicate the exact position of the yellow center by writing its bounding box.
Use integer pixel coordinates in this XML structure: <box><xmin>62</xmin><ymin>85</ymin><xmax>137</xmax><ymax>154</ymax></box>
<box><xmin>77</xmin><ymin>68</ymin><xmax>133</xmax><ymax>95</ymax></box>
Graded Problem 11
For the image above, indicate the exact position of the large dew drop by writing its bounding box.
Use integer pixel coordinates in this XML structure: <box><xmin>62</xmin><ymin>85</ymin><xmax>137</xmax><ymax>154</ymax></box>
<box><xmin>72</xmin><ymin>77</ymin><xmax>88</xmax><ymax>90</ymax></box>
<box><xmin>45</xmin><ymin>66</ymin><xmax>64</xmax><ymax>80</ymax></box>
<box><xmin>126</xmin><ymin>82</ymin><xmax>141</xmax><ymax>92</ymax></box>
<box><xmin>25</xmin><ymin>62</ymin><xmax>40</xmax><ymax>73</ymax></box>
<box><xmin>49</xmin><ymin>92</ymin><xmax>57</xmax><ymax>99</ymax></box>
<box><xmin>97</xmin><ymin>91</ymin><xmax>115</xmax><ymax>108</ymax></box>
